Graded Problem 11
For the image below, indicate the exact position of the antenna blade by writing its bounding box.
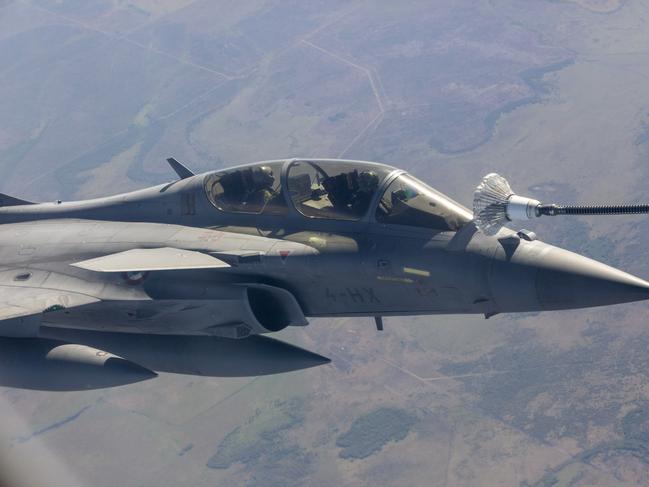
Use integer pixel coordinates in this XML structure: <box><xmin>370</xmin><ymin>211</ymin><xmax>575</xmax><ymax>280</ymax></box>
<box><xmin>166</xmin><ymin>157</ymin><xmax>195</xmax><ymax>180</ymax></box>
<box><xmin>374</xmin><ymin>316</ymin><xmax>384</xmax><ymax>331</ymax></box>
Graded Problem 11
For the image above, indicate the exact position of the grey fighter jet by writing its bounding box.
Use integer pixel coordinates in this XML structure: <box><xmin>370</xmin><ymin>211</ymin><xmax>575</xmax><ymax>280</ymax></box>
<box><xmin>0</xmin><ymin>158</ymin><xmax>647</xmax><ymax>389</ymax></box>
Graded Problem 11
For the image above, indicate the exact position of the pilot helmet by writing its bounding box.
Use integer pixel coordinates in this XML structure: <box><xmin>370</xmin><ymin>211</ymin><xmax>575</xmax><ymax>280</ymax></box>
<box><xmin>252</xmin><ymin>165</ymin><xmax>275</xmax><ymax>188</ymax></box>
<box><xmin>358</xmin><ymin>171</ymin><xmax>379</xmax><ymax>191</ymax></box>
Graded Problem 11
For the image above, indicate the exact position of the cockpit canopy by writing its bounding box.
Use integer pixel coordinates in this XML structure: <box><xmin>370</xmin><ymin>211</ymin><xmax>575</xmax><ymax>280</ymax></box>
<box><xmin>203</xmin><ymin>159</ymin><xmax>472</xmax><ymax>231</ymax></box>
<box><xmin>375</xmin><ymin>173</ymin><xmax>471</xmax><ymax>231</ymax></box>
<box><xmin>287</xmin><ymin>160</ymin><xmax>393</xmax><ymax>221</ymax></box>
<box><xmin>204</xmin><ymin>161</ymin><xmax>288</xmax><ymax>216</ymax></box>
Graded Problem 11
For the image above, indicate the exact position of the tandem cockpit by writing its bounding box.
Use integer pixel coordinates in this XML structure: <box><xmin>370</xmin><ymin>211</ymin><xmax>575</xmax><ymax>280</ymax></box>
<box><xmin>203</xmin><ymin>159</ymin><xmax>472</xmax><ymax>231</ymax></box>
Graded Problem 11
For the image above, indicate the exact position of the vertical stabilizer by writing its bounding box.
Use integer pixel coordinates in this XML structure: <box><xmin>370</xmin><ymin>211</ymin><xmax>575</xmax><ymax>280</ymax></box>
<box><xmin>166</xmin><ymin>157</ymin><xmax>195</xmax><ymax>180</ymax></box>
<box><xmin>0</xmin><ymin>193</ymin><xmax>35</xmax><ymax>207</ymax></box>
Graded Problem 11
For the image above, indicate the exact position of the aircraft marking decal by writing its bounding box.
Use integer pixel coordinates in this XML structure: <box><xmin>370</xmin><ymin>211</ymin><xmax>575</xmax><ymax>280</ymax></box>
<box><xmin>122</xmin><ymin>271</ymin><xmax>149</xmax><ymax>285</ymax></box>
<box><xmin>326</xmin><ymin>287</ymin><xmax>381</xmax><ymax>304</ymax></box>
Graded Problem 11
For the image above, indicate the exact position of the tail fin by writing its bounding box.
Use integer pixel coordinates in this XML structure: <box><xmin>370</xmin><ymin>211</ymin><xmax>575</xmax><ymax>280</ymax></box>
<box><xmin>0</xmin><ymin>193</ymin><xmax>35</xmax><ymax>207</ymax></box>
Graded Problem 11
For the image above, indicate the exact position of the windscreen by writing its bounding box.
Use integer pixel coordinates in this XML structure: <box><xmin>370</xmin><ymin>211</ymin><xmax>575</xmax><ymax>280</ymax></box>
<box><xmin>375</xmin><ymin>174</ymin><xmax>472</xmax><ymax>231</ymax></box>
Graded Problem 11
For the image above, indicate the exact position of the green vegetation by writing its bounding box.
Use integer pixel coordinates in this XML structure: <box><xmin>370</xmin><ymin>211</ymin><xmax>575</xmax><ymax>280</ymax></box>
<box><xmin>336</xmin><ymin>407</ymin><xmax>416</xmax><ymax>459</ymax></box>
<box><xmin>206</xmin><ymin>397</ymin><xmax>315</xmax><ymax>486</ymax></box>
<box><xmin>207</xmin><ymin>397</ymin><xmax>306</xmax><ymax>470</ymax></box>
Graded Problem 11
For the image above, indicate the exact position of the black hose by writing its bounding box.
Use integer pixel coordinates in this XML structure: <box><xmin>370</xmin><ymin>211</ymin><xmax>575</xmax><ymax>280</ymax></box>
<box><xmin>538</xmin><ymin>204</ymin><xmax>649</xmax><ymax>216</ymax></box>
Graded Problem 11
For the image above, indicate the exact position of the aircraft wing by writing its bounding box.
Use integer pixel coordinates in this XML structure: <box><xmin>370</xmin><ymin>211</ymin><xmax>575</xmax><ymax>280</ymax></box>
<box><xmin>0</xmin><ymin>285</ymin><xmax>100</xmax><ymax>337</ymax></box>
<box><xmin>71</xmin><ymin>247</ymin><xmax>231</xmax><ymax>272</ymax></box>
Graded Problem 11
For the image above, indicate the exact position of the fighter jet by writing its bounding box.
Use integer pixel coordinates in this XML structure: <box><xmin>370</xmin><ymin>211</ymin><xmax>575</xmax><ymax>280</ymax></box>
<box><xmin>0</xmin><ymin>158</ymin><xmax>647</xmax><ymax>389</ymax></box>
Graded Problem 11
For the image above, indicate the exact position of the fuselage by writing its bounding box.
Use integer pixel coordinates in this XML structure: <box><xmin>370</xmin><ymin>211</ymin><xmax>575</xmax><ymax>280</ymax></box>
<box><xmin>1</xmin><ymin>158</ymin><xmax>648</xmax><ymax>325</ymax></box>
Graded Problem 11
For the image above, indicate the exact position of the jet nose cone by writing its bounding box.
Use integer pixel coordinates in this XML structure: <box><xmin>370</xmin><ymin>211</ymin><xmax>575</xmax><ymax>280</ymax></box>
<box><xmin>536</xmin><ymin>246</ymin><xmax>649</xmax><ymax>310</ymax></box>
